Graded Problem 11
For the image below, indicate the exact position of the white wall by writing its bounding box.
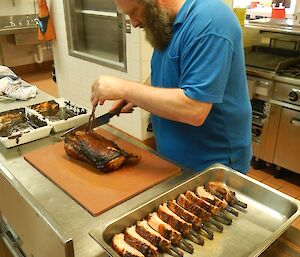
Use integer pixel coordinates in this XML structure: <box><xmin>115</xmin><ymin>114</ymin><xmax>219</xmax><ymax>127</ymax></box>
<box><xmin>50</xmin><ymin>0</ymin><xmax>153</xmax><ymax>141</ymax></box>
<box><xmin>0</xmin><ymin>0</ymin><xmax>35</xmax><ymax>16</ymax></box>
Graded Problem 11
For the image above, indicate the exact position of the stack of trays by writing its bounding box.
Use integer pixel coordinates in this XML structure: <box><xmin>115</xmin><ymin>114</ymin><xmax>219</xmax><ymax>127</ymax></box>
<box><xmin>0</xmin><ymin>98</ymin><xmax>90</xmax><ymax>148</ymax></box>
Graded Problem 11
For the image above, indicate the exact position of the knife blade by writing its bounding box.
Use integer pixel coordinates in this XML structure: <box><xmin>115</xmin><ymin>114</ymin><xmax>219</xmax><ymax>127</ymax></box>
<box><xmin>60</xmin><ymin>102</ymin><xmax>126</xmax><ymax>138</ymax></box>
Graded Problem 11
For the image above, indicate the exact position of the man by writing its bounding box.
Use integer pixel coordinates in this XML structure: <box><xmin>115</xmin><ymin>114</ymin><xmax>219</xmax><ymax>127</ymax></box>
<box><xmin>91</xmin><ymin>0</ymin><xmax>252</xmax><ymax>174</ymax></box>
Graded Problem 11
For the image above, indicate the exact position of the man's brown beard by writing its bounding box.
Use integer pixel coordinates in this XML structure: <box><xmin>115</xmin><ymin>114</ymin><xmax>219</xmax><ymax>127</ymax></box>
<box><xmin>142</xmin><ymin>1</ymin><xmax>175</xmax><ymax>51</ymax></box>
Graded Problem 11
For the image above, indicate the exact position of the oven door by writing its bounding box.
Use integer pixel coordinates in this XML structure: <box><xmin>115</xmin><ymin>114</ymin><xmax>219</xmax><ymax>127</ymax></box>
<box><xmin>273</xmin><ymin>106</ymin><xmax>300</xmax><ymax>174</ymax></box>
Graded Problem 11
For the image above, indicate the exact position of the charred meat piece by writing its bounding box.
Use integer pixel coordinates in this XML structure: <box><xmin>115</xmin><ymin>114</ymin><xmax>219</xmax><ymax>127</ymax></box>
<box><xmin>205</xmin><ymin>182</ymin><xmax>247</xmax><ymax>209</ymax></box>
<box><xmin>147</xmin><ymin>212</ymin><xmax>193</xmax><ymax>254</ymax></box>
<box><xmin>31</xmin><ymin>100</ymin><xmax>60</xmax><ymax>116</ymax></box>
<box><xmin>64</xmin><ymin>130</ymin><xmax>139</xmax><ymax>172</ymax></box>
<box><xmin>112</xmin><ymin>233</ymin><xmax>144</xmax><ymax>257</ymax></box>
<box><xmin>196</xmin><ymin>186</ymin><xmax>239</xmax><ymax>217</ymax></box>
<box><xmin>136</xmin><ymin>220</ymin><xmax>183</xmax><ymax>257</ymax></box>
<box><xmin>124</xmin><ymin>226</ymin><xmax>158</xmax><ymax>257</ymax></box>
<box><xmin>157</xmin><ymin>203</ymin><xmax>204</xmax><ymax>245</ymax></box>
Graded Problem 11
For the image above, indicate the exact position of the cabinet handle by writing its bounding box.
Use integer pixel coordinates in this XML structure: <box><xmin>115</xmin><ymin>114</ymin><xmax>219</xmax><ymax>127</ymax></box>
<box><xmin>291</xmin><ymin>118</ymin><xmax>300</xmax><ymax>126</ymax></box>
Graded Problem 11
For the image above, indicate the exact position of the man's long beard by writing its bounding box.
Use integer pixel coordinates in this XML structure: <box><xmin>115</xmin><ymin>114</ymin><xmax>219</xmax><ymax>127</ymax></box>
<box><xmin>143</xmin><ymin>1</ymin><xmax>175</xmax><ymax>51</ymax></box>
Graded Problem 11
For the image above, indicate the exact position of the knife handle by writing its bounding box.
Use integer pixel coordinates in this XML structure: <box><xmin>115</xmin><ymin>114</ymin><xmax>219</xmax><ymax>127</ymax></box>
<box><xmin>109</xmin><ymin>101</ymin><xmax>128</xmax><ymax>116</ymax></box>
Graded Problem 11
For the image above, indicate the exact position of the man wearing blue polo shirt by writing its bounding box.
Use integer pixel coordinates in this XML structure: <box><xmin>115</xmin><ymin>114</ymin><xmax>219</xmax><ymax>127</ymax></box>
<box><xmin>91</xmin><ymin>0</ymin><xmax>252</xmax><ymax>174</ymax></box>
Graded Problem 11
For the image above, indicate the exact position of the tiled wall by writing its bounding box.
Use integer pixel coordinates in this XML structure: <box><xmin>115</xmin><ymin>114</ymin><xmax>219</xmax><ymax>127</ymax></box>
<box><xmin>50</xmin><ymin>0</ymin><xmax>153</xmax><ymax>141</ymax></box>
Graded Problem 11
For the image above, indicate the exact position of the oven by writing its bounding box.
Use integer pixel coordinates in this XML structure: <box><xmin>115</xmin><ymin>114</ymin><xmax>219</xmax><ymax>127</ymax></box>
<box><xmin>245</xmin><ymin>43</ymin><xmax>300</xmax><ymax>174</ymax></box>
<box><xmin>247</xmin><ymin>76</ymin><xmax>273</xmax><ymax>161</ymax></box>
<box><xmin>270</xmin><ymin>80</ymin><xmax>300</xmax><ymax>174</ymax></box>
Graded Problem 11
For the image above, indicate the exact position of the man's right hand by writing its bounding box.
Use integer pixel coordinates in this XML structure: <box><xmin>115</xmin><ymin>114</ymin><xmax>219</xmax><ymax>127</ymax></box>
<box><xmin>110</xmin><ymin>99</ymin><xmax>135</xmax><ymax>114</ymax></box>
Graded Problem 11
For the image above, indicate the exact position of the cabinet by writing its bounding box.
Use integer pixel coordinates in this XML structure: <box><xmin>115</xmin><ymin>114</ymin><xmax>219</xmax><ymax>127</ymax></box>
<box><xmin>274</xmin><ymin>107</ymin><xmax>300</xmax><ymax>174</ymax></box>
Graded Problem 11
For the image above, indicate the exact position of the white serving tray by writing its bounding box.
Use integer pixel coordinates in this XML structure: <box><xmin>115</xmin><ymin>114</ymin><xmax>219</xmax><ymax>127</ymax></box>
<box><xmin>0</xmin><ymin>108</ymin><xmax>52</xmax><ymax>148</ymax></box>
<box><xmin>28</xmin><ymin>98</ymin><xmax>91</xmax><ymax>133</ymax></box>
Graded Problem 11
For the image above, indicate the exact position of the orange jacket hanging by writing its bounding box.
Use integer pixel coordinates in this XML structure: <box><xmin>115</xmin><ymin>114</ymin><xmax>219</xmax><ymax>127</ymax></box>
<box><xmin>37</xmin><ymin>0</ymin><xmax>56</xmax><ymax>41</ymax></box>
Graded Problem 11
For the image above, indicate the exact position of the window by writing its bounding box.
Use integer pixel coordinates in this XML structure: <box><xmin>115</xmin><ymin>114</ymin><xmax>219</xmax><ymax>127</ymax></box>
<box><xmin>63</xmin><ymin>0</ymin><xmax>127</xmax><ymax>71</ymax></box>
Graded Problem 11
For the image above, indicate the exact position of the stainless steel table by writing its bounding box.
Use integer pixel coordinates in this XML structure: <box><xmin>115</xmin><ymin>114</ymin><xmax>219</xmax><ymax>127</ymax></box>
<box><xmin>0</xmin><ymin>90</ymin><xmax>196</xmax><ymax>257</ymax></box>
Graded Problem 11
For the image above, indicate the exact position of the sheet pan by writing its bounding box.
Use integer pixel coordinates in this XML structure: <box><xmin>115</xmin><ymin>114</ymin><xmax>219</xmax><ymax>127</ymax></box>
<box><xmin>90</xmin><ymin>163</ymin><xmax>300</xmax><ymax>257</ymax></box>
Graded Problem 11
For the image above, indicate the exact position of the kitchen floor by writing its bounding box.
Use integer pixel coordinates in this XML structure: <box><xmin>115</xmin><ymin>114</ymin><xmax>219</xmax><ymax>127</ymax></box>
<box><xmin>22</xmin><ymin>71</ymin><xmax>58</xmax><ymax>98</ymax></box>
<box><xmin>24</xmin><ymin>71</ymin><xmax>300</xmax><ymax>230</ymax></box>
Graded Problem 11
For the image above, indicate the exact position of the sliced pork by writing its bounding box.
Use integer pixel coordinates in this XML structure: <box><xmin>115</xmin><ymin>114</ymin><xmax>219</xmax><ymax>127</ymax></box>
<box><xmin>136</xmin><ymin>220</ymin><xmax>183</xmax><ymax>257</ymax></box>
<box><xmin>205</xmin><ymin>182</ymin><xmax>247</xmax><ymax>209</ymax></box>
<box><xmin>196</xmin><ymin>186</ymin><xmax>239</xmax><ymax>217</ymax></box>
<box><xmin>124</xmin><ymin>226</ymin><xmax>158</xmax><ymax>257</ymax></box>
<box><xmin>185</xmin><ymin>191</ymin><xmax>232</xmax><ymax>225</ymax></box>
<box><xmin>147</xmin><ymin>212</ymin><xmax>193</xmax><ymax>254</ymax></box>
<box><xmin>112</xmin><ymin>233</ymin><xmax>144</xmax><ymax>257</ymax></box>
<box><xmin>177</xmin><ymin>194</ymin><xmax>223</xmax><ymax>232</ymax></box>
<box><xmin>157</xmin><ymin>204</ymin><xmax>204</xmax><ymax>245</ymax></box>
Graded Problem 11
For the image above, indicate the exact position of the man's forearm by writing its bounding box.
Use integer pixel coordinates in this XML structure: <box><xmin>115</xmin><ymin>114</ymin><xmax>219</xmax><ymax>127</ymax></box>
<box><xmin>123</xmin><ymin>80</ymin><xmax>212</xmax><ymax>126</ymax></box>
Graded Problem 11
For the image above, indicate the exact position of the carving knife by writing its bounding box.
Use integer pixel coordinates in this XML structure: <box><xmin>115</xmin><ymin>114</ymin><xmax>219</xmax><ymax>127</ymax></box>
<box><xmin>60</xmin><ymin>103</ymin><xmax>126</xmax><ymax>138</ymax></box>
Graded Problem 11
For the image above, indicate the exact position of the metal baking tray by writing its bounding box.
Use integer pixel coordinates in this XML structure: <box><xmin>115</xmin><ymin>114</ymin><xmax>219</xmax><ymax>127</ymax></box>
<box><xmin>90</xmin><ymin>163</ymin><xmax>300</xmax><ymax>257</ymax></box>
<box><xmin>28</xmin><ymin>98</ymin><xmax>91</xmax><ymax>132</ymax></box>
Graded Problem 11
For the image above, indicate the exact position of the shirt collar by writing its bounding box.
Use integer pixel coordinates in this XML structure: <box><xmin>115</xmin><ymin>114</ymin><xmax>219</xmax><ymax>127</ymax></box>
<box><xmin>173</xmin><ymin>0</ymin><xmax>196</xmax><ymax>26</ymax></box>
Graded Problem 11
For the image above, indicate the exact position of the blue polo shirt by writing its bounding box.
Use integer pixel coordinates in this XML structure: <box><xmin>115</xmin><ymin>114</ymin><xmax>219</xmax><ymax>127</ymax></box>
<box><xmin>151</xmin><ymin>0</ymin><xmax>252</xmax><ymax>174</ymax></box>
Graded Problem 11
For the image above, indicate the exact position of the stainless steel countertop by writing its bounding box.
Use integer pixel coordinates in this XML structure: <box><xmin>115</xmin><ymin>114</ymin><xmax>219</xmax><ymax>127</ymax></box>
<box><xmin>0</xmin><ymin>26</ymin><xmax>37</xmax><ymax>36</ymax></box>
<box><xmin>245</xmin><ymin>18</ymin><xmax>300</xmax><ymax>35</ymax></box>
<box><xmin>0</xmin><ymin>90</ymin><xmax>196</xmax><ymax>257</ymax></box>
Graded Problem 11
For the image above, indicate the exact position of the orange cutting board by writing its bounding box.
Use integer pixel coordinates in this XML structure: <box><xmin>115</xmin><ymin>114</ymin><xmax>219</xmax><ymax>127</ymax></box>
<box><xmin>24</xmin><ymin>129</ymin><xmax>181</xmax><ymax>216</ymax></box>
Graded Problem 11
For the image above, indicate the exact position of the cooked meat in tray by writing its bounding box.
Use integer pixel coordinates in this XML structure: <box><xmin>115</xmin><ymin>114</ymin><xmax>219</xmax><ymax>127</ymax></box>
<box><xmin>29</xmin><ymin>98</ymin><xmax>90</xmax><ymax>133</ymax></box>
<box><xmin>90</xmin><ymin>165</ymin><xmax>300</xmax><ymax>257</ymax></box>
<box><xmin>110</xmin><ymin>182</ymin><xmax>246</xmax><ymax>257</ymax></box>
<box><xmin>0</xmin><ymin>108</ymin><xmax>48</xmax><ymax>138</ymax></box>
<box><xmin>30</xmin><ymin>99</ymin><xmax>87</xmax><ymax>122</ymax></box>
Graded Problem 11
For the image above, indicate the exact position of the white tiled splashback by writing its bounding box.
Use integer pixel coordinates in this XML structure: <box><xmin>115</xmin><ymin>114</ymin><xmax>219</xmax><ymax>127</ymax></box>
<box><xmin>50</xmin><ymin>0</ymin><xmax>154</xmax><ymax>141</ymax></box>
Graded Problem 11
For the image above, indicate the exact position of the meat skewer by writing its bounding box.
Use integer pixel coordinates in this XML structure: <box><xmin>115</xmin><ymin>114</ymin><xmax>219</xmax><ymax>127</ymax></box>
<box><xmin>205</xmin><ymin>182</ymin><xmax>247</xmax><ymax>209</ymax></box>
<box><xmin>177</xmin><ymin>194</ymin><xmax>224</xmax><ymax>232</ymax></box>
<box><xmin>112</xmin><ymin>233</ymin><xmax>144</xmax><ymax>257</ymax></box>
<box><xmin>124</xmin><ymin>225</ymin><xmax>159</xmax><ymax>257</ymax></box>
<box><xmin>185</xmin><ymin>191</ymin><xmax>232</xmax><ymax>225</ymax></box>
<box><xmin>157</xmin><ymin>203</ymin><xmax>204</xmax><ymax>245</ymax></box>
<box><xmin>167</xmin><ymin>200</ymin><xmax>214</xmax><ymax>240</ymax></box>
<box><xmin>196</xmin><ymin>186</ymin><xmax>239</xmax><ymax>217</ymax></box>
<box><xmin>136</xmin><ymin>220</ymin><xmax>183</xmax><ymax>257</ymax></box>
<box><xmin>147</xmin><ymin>212</ymin><xmax>194</xmax><ymax>254</ymax></box>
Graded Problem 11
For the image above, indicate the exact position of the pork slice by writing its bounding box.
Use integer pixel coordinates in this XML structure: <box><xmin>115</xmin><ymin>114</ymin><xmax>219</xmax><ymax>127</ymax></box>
<box><xmin>185</xmin><ymin>191</ymin><xmax>219</xmax><ymax>215</ymax></box>
<box><xmin>167</xmin><ymin>200</ymin><xmax>202</xmax><ymax>229</ymax></box>
<box><xmin>124</xmin><ymin>226</ymin><xmax>158</xmax><ymax>257</ymax></box>
<box><xmin>112</xmin><ymin>233</ymin><xmax>144</xmax><ymax>257</ymax></box>
<box><xmin>147</xmin><ymin>212</ymin><xmax>182</xmax><ymax>245</ymax></box>
<box><xmin>157</xmin><ymin>203</ymin><xmax>192</xmax><ymax>235</ymax></box>
<box><xmin>136</xmin><ymin>220</ymin><xmax>171</xmax><ymax>251</ymax></box>
<box><xmin>177</xmin><ymin>194</ymin><xmax>211</xmax><ymax>221</ymax></box>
